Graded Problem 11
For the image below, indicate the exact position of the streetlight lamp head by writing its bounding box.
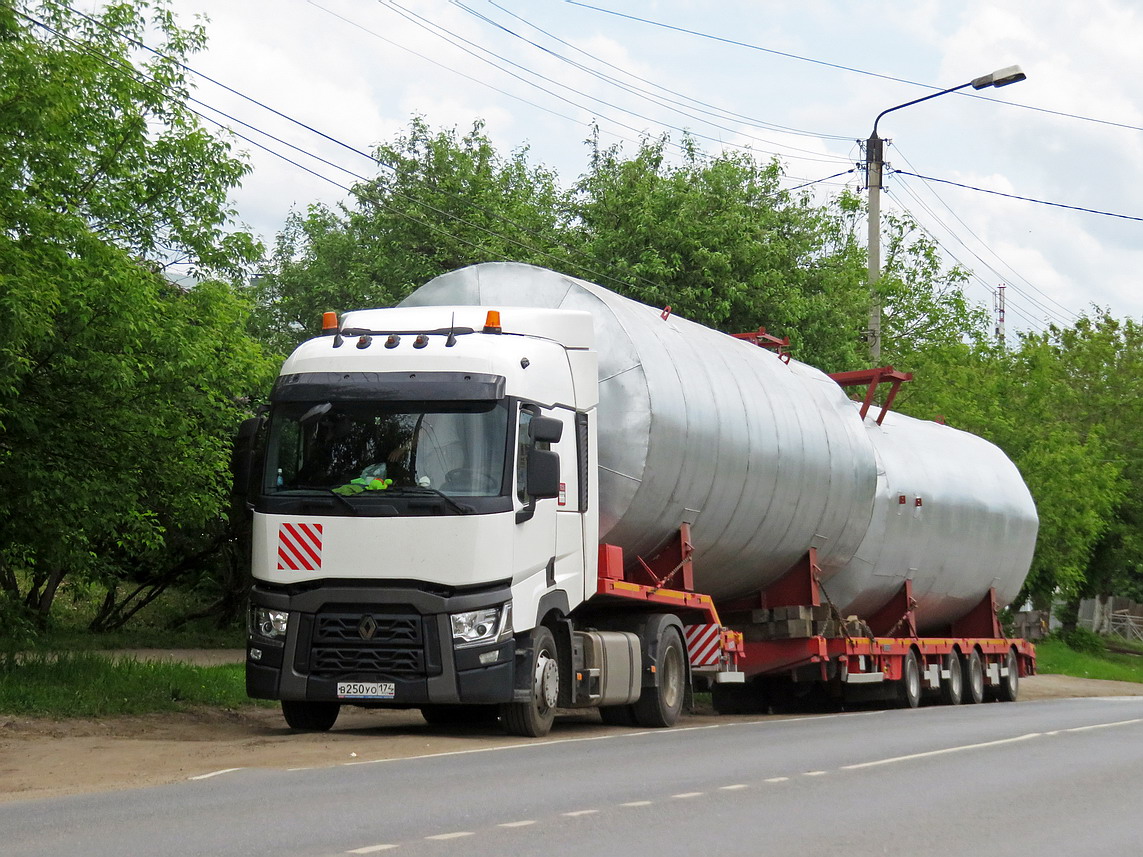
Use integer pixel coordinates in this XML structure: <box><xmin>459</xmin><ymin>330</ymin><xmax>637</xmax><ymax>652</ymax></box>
<box><xmin>971</xmin><ymin>65</ymin><xmax>1027</xmax><ymax>90</ymax></box>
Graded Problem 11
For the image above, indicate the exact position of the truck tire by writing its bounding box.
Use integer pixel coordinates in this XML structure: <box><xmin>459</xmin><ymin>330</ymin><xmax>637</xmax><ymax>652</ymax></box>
<box><xmin>281</xmin><ymin>700</ymin><xmax>340</xmax><ymax>732</ymax></box>
<box><xmin>632</xmin><ymin>626</ymin><xmax>687</xmax><ymax>728</ymax></box>
<box><xmin>896</xmin><ymin>651</ymin><xmax>922</xmax><ymax>709</ymax></box>
<box><xmin>995</xmin><ymin>648</ymin><xmax>1020</xmax><ymax>702</ymax></box>
<box><xmin>962</xmin><ymin>649</ymin><xmax>985</xmax><ymax>704</ymax></box>
<box><xmin>501</xmin><ymin>626</ymin><xmax>560</xmax><ymax>737</ymax></box>
<box><xmin>938</xmin><ymin>651</ymin><xmax>964</xmax><ymax>705</ymax></box>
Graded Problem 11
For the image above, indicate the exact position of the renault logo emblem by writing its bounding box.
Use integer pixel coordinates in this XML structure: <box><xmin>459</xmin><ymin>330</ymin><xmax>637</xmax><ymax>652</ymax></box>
<box><xmin>358</xmin><ymin>615</ymin><xmax>378</xmax><ymax>640</ymax></box>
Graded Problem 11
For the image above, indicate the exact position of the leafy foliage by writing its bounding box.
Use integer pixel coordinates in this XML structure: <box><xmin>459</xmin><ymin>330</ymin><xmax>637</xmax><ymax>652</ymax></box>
<box><xmin>0</xmin><ymin>1</ymin><xmax>273</xmax><ymax>627</ymax></box>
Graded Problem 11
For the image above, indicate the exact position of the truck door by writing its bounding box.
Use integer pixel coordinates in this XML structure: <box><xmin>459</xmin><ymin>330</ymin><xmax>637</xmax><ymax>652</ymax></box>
<box><xmin>512</xmin><ymin>404</ymin><xmax>562</xmax><ymax>626</ymax></box>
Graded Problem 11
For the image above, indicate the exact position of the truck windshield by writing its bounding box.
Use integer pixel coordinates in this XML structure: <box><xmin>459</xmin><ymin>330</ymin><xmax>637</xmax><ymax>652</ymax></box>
<box><xmin>264</xmin><ymin>400</ymin><xmax>510</xmax><ymax>499</ymax></box>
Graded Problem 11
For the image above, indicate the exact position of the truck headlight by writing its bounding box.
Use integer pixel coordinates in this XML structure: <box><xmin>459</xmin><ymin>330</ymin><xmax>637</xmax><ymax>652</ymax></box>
<box><xmin>249</xmin><ymin>606</ymin><xmax>290</xmax><ymax>640</ymax></box>
<box><xmin>451</xmin><ymin>603</ymin><xmax>512</xmax><ymax>648</ymax></box>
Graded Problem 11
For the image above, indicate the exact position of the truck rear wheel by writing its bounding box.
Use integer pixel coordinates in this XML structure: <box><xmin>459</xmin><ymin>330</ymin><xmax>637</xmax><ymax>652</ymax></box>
<box><xmin>896</xmin><ymin>651</ymin><xmax>922</xmax><ymax>709</ymax></box>
<box><xmin>281</xmin><ymin>700</ymin><xmax>340</xmax><ymax>732</ymax></box>
<box><xmin>939</xmin><ymin>651</ymin><xmax>964</xmax><ymax>705</ymax></box>
<box><xmin>501</xmin><ymin>626</ymin><xmax>560</xmax><ymax>737</ymax></box>
<box><xmin>963</xmin><ymin>650</ymin><xmax>985</xmax><ymax>704</ymax></box>
<box><xmin>632</xmin><ymin>626</ymin><xmax>686</xmax><ymax>728</ymax></box>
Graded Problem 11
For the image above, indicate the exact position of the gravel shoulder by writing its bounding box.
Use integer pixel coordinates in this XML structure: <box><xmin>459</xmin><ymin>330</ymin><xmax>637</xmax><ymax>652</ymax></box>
<box><xmin>2</xmin><ymin>657</ymin><xmax>1140</xmax><ymax>805</ymax></box>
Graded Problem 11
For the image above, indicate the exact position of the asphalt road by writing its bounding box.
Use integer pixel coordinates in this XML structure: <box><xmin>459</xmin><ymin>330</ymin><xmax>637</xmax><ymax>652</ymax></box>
<box><xmin>6</xmin><ymin>696</ymin><xmax>1142</xmax><ymax>857</ymax></box>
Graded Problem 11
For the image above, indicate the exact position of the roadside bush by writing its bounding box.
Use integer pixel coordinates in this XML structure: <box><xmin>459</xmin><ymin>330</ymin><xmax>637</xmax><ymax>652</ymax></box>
<box><xmin>1059</xmin><ymin>627</ymin><xmax>1107</xmax><ymax>654</ymax></box>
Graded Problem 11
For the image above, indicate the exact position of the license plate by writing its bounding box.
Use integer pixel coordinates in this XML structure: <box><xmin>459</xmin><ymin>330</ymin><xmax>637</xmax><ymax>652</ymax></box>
<box><xmin>337</xmin><ymin>681</ymin><xmax>395</xmax><ymax>699</ymax></box>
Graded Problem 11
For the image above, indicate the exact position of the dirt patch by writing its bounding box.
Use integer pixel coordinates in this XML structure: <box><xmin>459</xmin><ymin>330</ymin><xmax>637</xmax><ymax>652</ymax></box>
<box><xmin>2</xmin><ymin>670</ymin><xmax>1140</xmax><ymax>805</ymax></box>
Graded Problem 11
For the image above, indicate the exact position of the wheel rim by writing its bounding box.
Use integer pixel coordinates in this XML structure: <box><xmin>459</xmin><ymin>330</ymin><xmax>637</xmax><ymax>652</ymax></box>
<box><xmin>907</xmin><ymin>656</ymin><xmax>920</xmax><ymax>701</ymax></box>
<box><xmin>661</xmin><ymin>640</ymin><xmax>684</xmax><ymax>710</ymax></box>
<box><xmin>535</xmin><ymin>652</ymin><xmax>559</xmax><ymax>710</ymax></box>
<box><xmin>947</xmin><ymin>654</ymin><xmax>963</xmax><ymax>701</ymax></box>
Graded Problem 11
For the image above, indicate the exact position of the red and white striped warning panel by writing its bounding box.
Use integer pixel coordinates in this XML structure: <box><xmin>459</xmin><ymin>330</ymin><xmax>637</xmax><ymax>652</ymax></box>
<box><xmin>277</xmin><ymin>522</ymin><xmax>323</xmax><ymax>571</ymax></box>
<box><xmin>685</xmin><ymin>623</ymin><xmax>722</xmax><ymax>667</ymax></box>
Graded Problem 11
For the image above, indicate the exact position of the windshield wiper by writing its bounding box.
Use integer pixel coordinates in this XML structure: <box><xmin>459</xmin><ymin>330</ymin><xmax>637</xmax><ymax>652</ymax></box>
<box><xmin>326</xmin><ymin>489</ymin><xmax>360</xmax><ymax>515</ymax></box>
<box><xmin>387</xmin><ymin>486</ymin><xmax>476</xmax><ymax>514</ymax></box>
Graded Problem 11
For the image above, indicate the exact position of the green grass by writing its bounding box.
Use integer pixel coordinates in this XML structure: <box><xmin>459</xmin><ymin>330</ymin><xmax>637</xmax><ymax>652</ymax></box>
<box><xmin>0</xmin><ymin>653</ymin><xmax>263</xmax><ymax>717</ymax></box>
<box><xmin>1034</xmin><ymin>638</ymin><xmax>1143</xmax><ymax>684</ymax></box>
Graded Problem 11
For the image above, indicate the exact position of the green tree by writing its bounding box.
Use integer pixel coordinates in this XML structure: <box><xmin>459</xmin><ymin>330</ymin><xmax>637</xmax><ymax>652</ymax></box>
<box><xmin>252</xmin><ymin>117</ymin><xmax>572</xmax><ymax>354</ymax></box>
<box><xmin>0</xmin><ymin>1</ymin><xmax>271</xmax><ymax>626</ymax></box>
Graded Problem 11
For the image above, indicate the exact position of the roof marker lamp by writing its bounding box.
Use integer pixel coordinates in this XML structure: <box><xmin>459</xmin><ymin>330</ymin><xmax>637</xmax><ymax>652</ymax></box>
<box><xmin>385</xmin><ymin>334</ymin><xmax>401</xmax><ymax>349</ymax></box>
<box><xmin>414</xmin><ymin>334</ymin><xmax>429</xmax><ymax>349</ymax></box>
<box><xmin>356</xmin><ymin>334</ymin><xmax>372</xmax><ymax>349</ymax></box>
<box><xmin>483</xmin><ymin>310</ymin><xmax>502</xmax><ymax>334</ymax></box>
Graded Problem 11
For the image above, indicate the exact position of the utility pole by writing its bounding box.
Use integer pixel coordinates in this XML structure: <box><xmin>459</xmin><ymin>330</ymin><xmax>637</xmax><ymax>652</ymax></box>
<box><xmin>865</xmin><ymin>133</ymin><xmax>884</xmax><ymax>362</ymax></box>
<box><xmin>864</xmin><ymin>65</ymin><xmax>1026</xmax><ymax>364</ymax></box>
<box><xmin>994</xmin><ymin>284</ymin><xmax>1007</xmax><ymax>349</ymax></box>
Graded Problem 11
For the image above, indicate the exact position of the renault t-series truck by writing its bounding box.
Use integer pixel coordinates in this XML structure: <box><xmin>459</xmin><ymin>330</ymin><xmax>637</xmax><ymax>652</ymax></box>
<box><xmin>242</xmin><ymin>263</ymin><xmax>1038</xmax><ymax>736</ymax></box>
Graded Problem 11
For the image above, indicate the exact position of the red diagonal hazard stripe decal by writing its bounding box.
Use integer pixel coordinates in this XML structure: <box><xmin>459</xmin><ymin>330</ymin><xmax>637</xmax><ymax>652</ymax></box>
<box><xmin>278</xmin><ymin>523</ymin><xmax>323</xmax><ymax>571</ymax></box>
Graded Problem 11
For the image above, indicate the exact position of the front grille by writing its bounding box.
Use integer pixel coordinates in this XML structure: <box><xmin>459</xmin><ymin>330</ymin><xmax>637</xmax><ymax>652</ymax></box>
<box><xmin>315</xmin><ymin>613</ymin><xmax>421</xmax><ymax>644</ymax></box>
<box><xmin>307</xmin><ymin>609</ymin><xmax>434</xmax><ymax>679</ymax></box>
<box><xmin>311</xmin><ymin>646</ymin><xmax>424</xmax><ymax>676</ymax></box>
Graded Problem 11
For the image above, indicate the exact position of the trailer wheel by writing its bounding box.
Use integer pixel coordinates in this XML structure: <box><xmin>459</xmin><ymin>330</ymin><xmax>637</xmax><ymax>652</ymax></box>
<box><xmin>896</xmin><ymin>651</ymin><xmax>922</xmax><ymax>709</ymax></box>
<box><xmin>962</xmin><ymin>649</ymin><xmax>985</xmax><ymax>704</ymax></box>
<box><xmin>938</xmin><ymin>651</ymin><xmax>964</xmax><ymax>705</ymax></box>
<box><xmin>501</xmin><ymin>626</ymin><xmax>560</xmax><ymax>737</ymax></box>
<box><xmin>632</xmin><ymin>626</ymin><xmax>686</xmax><ymax>728</ymax></box>
<box><xmin>995</xmin><ymin>648</ymin><xmax>1020</xmax><ymax>703</ymax></box>
<box><xmin>281</xmin><ymin>700</ymin><xmax>340</xmax><ymax>732</ymax></box>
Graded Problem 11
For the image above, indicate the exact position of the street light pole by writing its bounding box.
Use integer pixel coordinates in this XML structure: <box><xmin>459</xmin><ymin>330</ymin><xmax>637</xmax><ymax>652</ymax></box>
<box><xmin>865</xmin><ymin>65</ymin><xmax>1026</xmax><ymax>362</ymax></box>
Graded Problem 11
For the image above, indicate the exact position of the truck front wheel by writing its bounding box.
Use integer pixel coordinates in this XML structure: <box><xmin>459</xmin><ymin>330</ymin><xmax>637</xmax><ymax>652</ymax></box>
<box><xmin>633</xmin><ymin>626</ymin><xmax>687</xmax><ymax>728</ymax></box>
<box><xmin>502</xmin><ymin>626</ymin><xmax>560</xmax><ymax>737</ymax></box>
<box><xmin>281</xmin><ymin>700</ymin><xmax>340</xmax><ymax>732</ymax></box>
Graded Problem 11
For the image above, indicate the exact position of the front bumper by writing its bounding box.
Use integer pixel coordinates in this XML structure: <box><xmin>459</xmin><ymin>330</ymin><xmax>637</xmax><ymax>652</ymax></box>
<box><xmin>246</xmin><ymin>581</ymin><xmax>514</xmax><ymax>706</ymax></box>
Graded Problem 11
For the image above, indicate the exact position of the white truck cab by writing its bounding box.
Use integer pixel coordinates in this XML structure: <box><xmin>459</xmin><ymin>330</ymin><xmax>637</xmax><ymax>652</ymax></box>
<box><xmin>245</xmin><ymin>304</ymin><xmax>606</xmax><ymax>734</ymax></box>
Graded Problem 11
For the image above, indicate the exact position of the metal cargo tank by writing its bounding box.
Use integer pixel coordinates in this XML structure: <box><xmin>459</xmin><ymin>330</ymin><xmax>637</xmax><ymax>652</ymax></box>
<box><xmin>401</xmin><ymin>263</ymin><xmax>1038</xmax><ymax>631</ymax></box>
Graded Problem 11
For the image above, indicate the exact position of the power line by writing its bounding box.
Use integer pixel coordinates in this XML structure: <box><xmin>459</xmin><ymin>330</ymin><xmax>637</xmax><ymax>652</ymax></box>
<box><xmin>893</xmin><ymin>171</ymin><xmax>1143</xmax><ymax>223</ymax></box>
<box><xmin>453</xmin><ymin>0</ymin><xmax>855</xmax><ymax>156</ymax></box>
<box><xmin>566</xmin><ymin>1</ymin><xmax>1143</xmax><ymax>135</ymax></box>
<box><xmin>375</xmin><ymin>0</ymin><xmax>851</xmax><ymax>168</ymax></box>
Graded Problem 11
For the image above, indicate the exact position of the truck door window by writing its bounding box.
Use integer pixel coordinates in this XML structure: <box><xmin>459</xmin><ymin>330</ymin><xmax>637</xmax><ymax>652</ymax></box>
<box><xmin>516</xmin><ymin>407</ymin><xmax>535</xmax><ymax>506</ymax></box>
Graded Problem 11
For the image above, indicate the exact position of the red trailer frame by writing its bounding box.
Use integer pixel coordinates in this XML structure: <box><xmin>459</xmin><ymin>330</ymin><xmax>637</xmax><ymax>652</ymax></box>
<box><xmin>598</xmin><ymin>533</ymin><xmax>1034</xmax><ymax>708</ymax></box>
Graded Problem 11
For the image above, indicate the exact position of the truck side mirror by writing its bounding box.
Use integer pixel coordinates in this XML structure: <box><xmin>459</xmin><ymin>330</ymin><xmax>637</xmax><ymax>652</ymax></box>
<box><xmin>526</xmin><ymin>448</ymin><xmax>561</xmax><ymax>499</ymax></box>
<box><xmin>529</xmin><ymin>416</ymin><xmax>563</xmax><ymax>444</ymax></box>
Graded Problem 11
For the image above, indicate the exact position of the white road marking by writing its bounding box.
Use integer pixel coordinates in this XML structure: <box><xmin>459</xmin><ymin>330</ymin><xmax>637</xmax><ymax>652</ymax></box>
<box><xmin>189</xmin><ymin>768</ymin><xmax>243</xmax><ymax>781</ymax></box>
<box><xmin>562</xmin><ymin>810</ymin><xmax>599</xmax><ymax>817</ymax></box>
<box><xmin>842</xmin><ymin>733</ymin><xmax>1042</xmax><ymax>770</ymax></box>
<box><xmin>498</xmin><ymin>820</ymin><xmax>537</xmax><ymax>828</ymax></box>
<box><xmin>1064</xmin><ymin>718</ymin><xmax>1143</xmax><ymax>732</ymax></box>
<box><xmin>673</xmin><ymin>792</ymin><xmax>703</xmax><ymax>798</ymax></box>
<box><xmin>719</xmin><ymin>784</ymin><xmax>749</xmax><ymax>790</ymax></box>
<box><xmin>803</xmin><ymin>771</ymin><xmax>827</xmax><ymax>777</ymax></box>
<box><xmin>347</xmin><ymin>845</ymin><xmax>398</xmax><ymax>854</ymax></box>
<box><xmin>425</xmin><ymin>832</ymin><xmax>473</xmax><ymax>840</ymax></box>
<box><xmin>764</xmin><ymin>777</ymin><xmax>790</xmax><ymax>783</ymax></box>
<box><xmin>621</xmin><ymin>801</ymin><xmax>653</xmax><ymax>807</ymax></box>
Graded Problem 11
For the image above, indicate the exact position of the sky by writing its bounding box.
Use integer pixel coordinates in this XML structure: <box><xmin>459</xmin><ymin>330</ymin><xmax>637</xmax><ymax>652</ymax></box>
<box><xmin>155</xmin><ymin>0</ymin><xmax>1143</xmax><ymax>335</ymax></box>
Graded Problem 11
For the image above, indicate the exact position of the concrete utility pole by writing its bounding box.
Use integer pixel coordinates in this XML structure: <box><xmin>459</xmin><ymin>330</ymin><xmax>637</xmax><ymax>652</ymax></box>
<box><xmin>865</xmin><ymin>65</ymin><xmax>1026</xmax><ymax>363</ymax></box>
